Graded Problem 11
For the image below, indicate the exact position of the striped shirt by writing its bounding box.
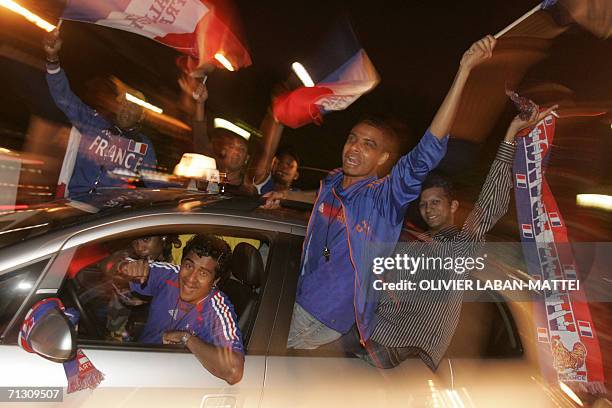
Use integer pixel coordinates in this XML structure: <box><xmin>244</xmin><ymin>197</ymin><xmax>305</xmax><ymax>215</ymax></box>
<box><xmin>371</xmin><ymin>142</ymin><xmax>515</xmax><ymax>370</ymax></box>
<box><xmin>130</xmin><ymin>262</ymin><xmax>244</xmax><ymax>354</ymax></box>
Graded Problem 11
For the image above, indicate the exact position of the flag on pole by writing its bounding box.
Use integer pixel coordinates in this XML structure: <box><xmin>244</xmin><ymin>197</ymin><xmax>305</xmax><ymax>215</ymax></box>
<box><xmin>273</xmin><ymin>19</ymin><xmax>379</xmax><ymax>129</ymax></box>
<box><xmin>61</xmin><ymin>0</ymin><xmax>251</xmax><ymax>70</ymax></box>
<box><xmin>542</xmin><ymin>0</ymin><xmax>612</xmax><ymax>39</ymax></box>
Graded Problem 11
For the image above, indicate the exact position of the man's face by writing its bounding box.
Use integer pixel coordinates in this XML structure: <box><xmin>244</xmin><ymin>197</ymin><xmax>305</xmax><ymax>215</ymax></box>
<box><xmin>342</xmin><ymin>122</ymin><xmax>389</xmax><ymax>180</ymax></box>
<box><xmin>115</xmin><ymin>97</ymin><xmax>144</xmax><ymax>129</ymax></box>
<box><xmin>179</xmin><ymin>251</ymin><xmax>220</xmax><ymax>304</ymax></box>
<box><xmin>271</xmin><ymin>153</ymin><xmax>299</xmax><ymax>186</ymax></box>
<box><xmin>131</xmin><ymin>236</ymin><xmax>164</xmax><ymax>261</ymax></box>
<box><xmin>212</xmin><ymin>134</ymin><xmax>248</xmax><ymax>173</ymax></box>
<box><xmin>419</xmin><ymin>187</ymin><xmax>458</xmax><ymax>233</ymax></box>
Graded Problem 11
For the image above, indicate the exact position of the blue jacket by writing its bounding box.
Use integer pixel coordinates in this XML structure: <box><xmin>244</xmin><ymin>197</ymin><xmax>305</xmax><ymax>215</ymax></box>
<box><xmin>47</xmin><ymin>68</ymin><xmax>158</xmax><ymax>195</ymax></box>
<box><xmin>297</xmin><ymin>129</ymin><xmax>447</xmax><ymax>341</ymax></box>
<box><xmin>130</xmin><ymin>262</ymin><xmax>244</xmax><ymax>354</ymax></box>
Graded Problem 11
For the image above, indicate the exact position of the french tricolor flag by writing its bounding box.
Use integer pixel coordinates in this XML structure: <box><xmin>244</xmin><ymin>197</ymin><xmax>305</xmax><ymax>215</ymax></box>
<box><xmin>521</xmin><ymin>223</ymin><xmax>533</xmax><ymax>238</ymax></box>
<box><xmin>548</xmin><ymin>211</ymin><xmax>563</xmax><ymax>227</ymax></box>
<box><xmin>577</xmin><ymin>320</ymin><xmax>594</xmax><ymax>338</ymax></box>
<box><xmin>563</xmin><ymin>264</ymin><xmax>577</xmax><ymax>280</ymax></box>
<box><xmin>128</xmin><ymin>139</ymin><xmax>148</xmax><ymax>155</ymax></box>
<box><xmin>537</xmin><ymin>327</ymin><xmax>549</xmax><ymax>343</ymax></box>
<box><xmin>515</xmin><ymin>173</ymin><xmax>527</xmax><ymax>188</ymax></box>
<box><xmin>61</xmin><ymin>0</ymin><xmax>251</xmax><ymax>70</ymax></box>
<box><xmin>273</xmin><ymin>19</ymin><xmax>380</xmax><ymax>129</ymax></box>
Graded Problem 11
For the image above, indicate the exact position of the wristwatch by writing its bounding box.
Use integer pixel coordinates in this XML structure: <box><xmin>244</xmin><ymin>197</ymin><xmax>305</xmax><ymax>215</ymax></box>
<box><xmin>180</xmin><ymin>332</ymin><xmax>192</xmax><ymax>346</ymax></box>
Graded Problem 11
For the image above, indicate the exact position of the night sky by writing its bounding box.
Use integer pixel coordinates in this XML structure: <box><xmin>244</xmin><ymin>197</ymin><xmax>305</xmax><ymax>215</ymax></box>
<box><xmin>0</xmin><ymin>0</ymin><xmax>610</xmax><ymax>237</ymax></box>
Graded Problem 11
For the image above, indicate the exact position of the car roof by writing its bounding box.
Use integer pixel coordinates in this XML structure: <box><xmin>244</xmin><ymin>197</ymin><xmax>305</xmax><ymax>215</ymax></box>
<box><xmin>0</xmin><ymin>188</ymin><xmax>310</xmax><ymax>251</ymax></box>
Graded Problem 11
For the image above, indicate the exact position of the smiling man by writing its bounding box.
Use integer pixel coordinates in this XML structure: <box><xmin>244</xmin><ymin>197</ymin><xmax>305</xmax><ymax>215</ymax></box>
<box><xmin>119</xmin><ymin>234</ymin><xmax>244</xmax><ymax>385</ymax></box>
<box><xmin>286</xmin><ymin>36</ymin><xmax>497</xmax><ymax>350</ymax></box>
<box><xmin>356</xmin><ymin>106</ymin><xmax>558</xmax><ymax>370</ymax></box>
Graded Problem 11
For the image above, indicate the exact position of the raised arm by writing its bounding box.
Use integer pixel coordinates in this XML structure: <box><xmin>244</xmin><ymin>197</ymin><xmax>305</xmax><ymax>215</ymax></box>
<box><xmin>247</xmin><ymin>82</ymin><xmax>291</xmax><ymax>188</ymax></box>
<box><xmin>378</xmin><ymin>36</ymin><xmax>499</xmax><ymax>217</ymax></box>
<box><xmin>249</xmin><ymin>106</ymin><xmax>285</xmax><ymax>186</ymax></box>
<box><xmin>429</xmin><ymin>35</ymin><xmax>496</xmax><ymax>138</ymax></box>
<box><xmin>44</xmin><ymin>29</ymin><xmax>99</xmax><ymax>126</ymax></box>
<box><xmin>179</xmin><ymin>74</ymin><xmax>211</xmax><ymax>155</ymax></box>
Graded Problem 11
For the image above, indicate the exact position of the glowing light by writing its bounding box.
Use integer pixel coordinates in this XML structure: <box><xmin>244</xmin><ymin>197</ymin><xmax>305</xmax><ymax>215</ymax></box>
<box><xmin>174</xmin><ymin>153</ymin><xmax>218</xmax><ymax>180</ymax></box>
<box><xmin>0</xmin><ymin>0</ymin><xmax>56</xmax><ymax>32</ymax></box>
<box><xmin>125</xmin><ymin>92</ymin><xmax>163</xmax><ymax>114</ymax></box>
<box><xmin>214</xmin><ymin>53</ymin><xmax>234</xmax><ymax>71</ymax></box>
<box><xmin>576</xmin><ymin>194</ymin><xmax>612</xmax><ymax>211</ymax></box>
<box><xmin>213</xmin><ymin>118</ymin><xmax>251</xmax><ymax>140</ymax></box>
<box><xmin>559</xmin><ymin>382</ymin><xmax>583</xmax><ymax>407</ymax></box>
<box><xmin>0</xmin><ymin>147</ymin><xmax>11</xmax><ymax>154</ymax></box>
<box><xmin>17</xmin><ymin>281</ymin><xmax>32</xmax><ymax>290</ymax></box>
<box><xmin>0</xmin><ymin>222</ymin><xmax>49</xmax><ymax>236</ymax></box>
<box><xmin>291</xmin><ymin>62</ymin><xmax>315</xmax><ymax>87</ymax></box>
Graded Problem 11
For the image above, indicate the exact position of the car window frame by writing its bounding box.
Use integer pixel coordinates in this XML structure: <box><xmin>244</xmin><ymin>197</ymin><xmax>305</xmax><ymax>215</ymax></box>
<box><xmin>1</xmin><ymin>211</ymin><xmax>307</xmax><ymax>356</ymax></box>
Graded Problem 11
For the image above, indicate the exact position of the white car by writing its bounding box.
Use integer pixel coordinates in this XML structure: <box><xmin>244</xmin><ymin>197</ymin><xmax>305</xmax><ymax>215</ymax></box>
<box><xmin>0</xmin><ymin>189</ymin><xmax>606</xmax><ymax>407</ymax></box>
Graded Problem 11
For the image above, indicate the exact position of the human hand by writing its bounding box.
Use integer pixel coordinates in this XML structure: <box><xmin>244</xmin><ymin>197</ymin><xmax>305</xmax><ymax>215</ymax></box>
<box><xmin>162</xmin><ymin>330</ymin><xmax>191</xmax><ymax>345</ymax></box>
<box><xmin>260</xmin><ymin>191</ymin><xmax>286</xmax><ymax>209</ymax></box>
<box><xmin>505</xmin><ymin>104</ymin><xmax>559</xmax><ymax>142</ymax></box>
<box><xmin>43</xmin><ymin>28</ymin><xmax>62</xmax><ymax>61</ymax></box>
<box><xmin>178</xmin><ymin>74</ymin><xmax>208</xmax><ymax>104</ymax></box>
<box><xmin>460</xmin><ymin>35</ymin><xmax>496</xmax><ymax>71</ymax></box>
<box><xmin>117</xmin><ymin>259</ymin><xmax>150</xmax><ymax>284</ymax></box>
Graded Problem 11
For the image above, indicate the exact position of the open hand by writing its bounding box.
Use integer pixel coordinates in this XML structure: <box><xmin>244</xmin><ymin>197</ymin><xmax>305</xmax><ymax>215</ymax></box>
<box><xmin>460</xmin><ymin>35</ymin><xmax>496</xmax><ymax>71</ymax></box>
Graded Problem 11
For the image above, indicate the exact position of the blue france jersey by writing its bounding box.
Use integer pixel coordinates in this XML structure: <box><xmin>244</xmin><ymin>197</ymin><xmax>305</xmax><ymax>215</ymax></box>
<box><xmin>130</xmin><ymin>262</ymin><xmax>244</xmax><ymax>354</ymax></box>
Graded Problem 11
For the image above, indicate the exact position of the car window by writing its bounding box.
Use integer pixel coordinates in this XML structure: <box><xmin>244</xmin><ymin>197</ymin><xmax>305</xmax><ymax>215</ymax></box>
<box><xmin>0</xmin><ymin>258</ymin><xmax>49</xmax><ymax>338</ymax></box>
<box><xmin>445</xmin><ymin>290</ymin><xmax>523</xmax><ymax>358</ymax></box>
<box><xmin>55</xmin><ymin>228</ymin><xmax>271</xmax><ymax>353</ymax></box>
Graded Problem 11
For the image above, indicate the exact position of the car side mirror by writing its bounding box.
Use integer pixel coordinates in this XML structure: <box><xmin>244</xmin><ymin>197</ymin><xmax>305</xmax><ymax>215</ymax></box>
<box><xmin>25</xmin><ymin>307</ymin><xmax>77</xmax><ymax>363</ymax></box>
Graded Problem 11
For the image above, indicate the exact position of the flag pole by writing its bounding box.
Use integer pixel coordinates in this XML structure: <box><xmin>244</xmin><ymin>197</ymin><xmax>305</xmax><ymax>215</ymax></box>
<box><xmin>494</xmin><ymin>3</ymin><xmax>543</xmax><ymax>38</ymax></box>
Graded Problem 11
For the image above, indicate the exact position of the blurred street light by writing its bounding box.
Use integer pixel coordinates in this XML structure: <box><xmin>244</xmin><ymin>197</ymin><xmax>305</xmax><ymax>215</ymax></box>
<box><xmin>291</xmin><ymin>62</ymin><xmax>315</xmax><ymax>87</ymax></box>
<box><xmin>125</xmin><ymin>92</ymin><xmax>163</xmax><ymax>114</ymax></box>
<box><xmin>576</xmin><ymin>194</ymin><xmax>612</xmax><ymax>211</ymax></box>
<box><xmin>214</xmin><ymin>53</ymin><xmax>235</xmax><ymax>71</ymax></box>
<box><xmin>0</xmin><ymin>0</ymin><xmax>56</xmax><ymax>31</ymax></box>
<box><xmin>214</xmin><ymin>118</ymin><xmax>250</xmax><ymax>140</ymax></box>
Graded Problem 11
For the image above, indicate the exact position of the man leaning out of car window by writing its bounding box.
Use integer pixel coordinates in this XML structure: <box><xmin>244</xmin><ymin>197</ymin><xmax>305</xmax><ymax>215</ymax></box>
<box><xmin>118</xmin><ymin>234</ymin><xmax>244</xmax><ymax>385</ymax></box>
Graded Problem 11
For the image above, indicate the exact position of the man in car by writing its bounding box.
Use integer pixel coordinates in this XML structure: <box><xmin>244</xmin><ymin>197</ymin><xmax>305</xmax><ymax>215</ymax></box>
<box><xmin>44</xmin><ymin>29</ymin><xmax>159</xmax><ymax>196</ymax></box>
<box><xmin>104</xmin><ymin>235</ymin><xmax>179</xmax><ymax>340</ymax></box>
<box><xmin>346</xmin><ymin>106</ymin><xmax>558</xmax><ymax>370</ymax></box>
<box><xmin>118</xmin><ymin>234</ymin><xmax>244</xmax><ymax>385</ymax></box>
<box><xmin>283</xmin><ymin>36</ymin><xmax>497</xmax><ymax>350</ymax></box>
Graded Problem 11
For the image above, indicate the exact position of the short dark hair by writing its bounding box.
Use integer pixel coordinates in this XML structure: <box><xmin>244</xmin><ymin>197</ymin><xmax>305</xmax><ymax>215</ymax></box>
<box><xmin>182</xmin><ymin>234</ymin><xmax>232</xmax><ymax>282</ymax></box>
<box><xmin>356</xmin><ymin>114</ymin><xmax>404</xmax><ymax>152</ymax></box>
<box><xmin>422</xmin><ymin>174</ymin><xmax>454</xmax><ymax>202</ymax></box>
<box><xmin>276</xmin><ymin>147</ymin><xmax>300</xmax><ymax>167</ymax></box>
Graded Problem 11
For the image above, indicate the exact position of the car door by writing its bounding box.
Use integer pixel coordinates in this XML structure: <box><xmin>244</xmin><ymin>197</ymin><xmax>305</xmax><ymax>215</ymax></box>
<box><xmin>0</xmin><ymin>212</ymin><xmax>296</xmax><ymax>408</ymax></box>
<box><xmin>260</xmin><ymin>234</ymin><xmax>455</xmax><ymax>408</ymax></box>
